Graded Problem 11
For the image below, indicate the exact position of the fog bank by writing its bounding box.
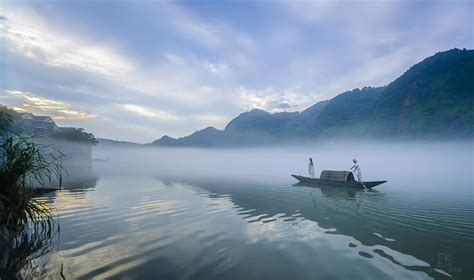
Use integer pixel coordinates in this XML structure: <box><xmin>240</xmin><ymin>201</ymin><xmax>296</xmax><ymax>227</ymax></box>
<box><xmin>89</xmin><ymin>141</ymin><xmax>473</xmax><ymax>194</ymax></box>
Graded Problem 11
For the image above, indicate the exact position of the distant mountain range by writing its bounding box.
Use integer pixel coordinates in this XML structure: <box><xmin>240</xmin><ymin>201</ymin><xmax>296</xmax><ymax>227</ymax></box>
<box><xmin>151</xmin><ymin>49</ymin><xmax>473</xmax><ymax>147</ymax></box>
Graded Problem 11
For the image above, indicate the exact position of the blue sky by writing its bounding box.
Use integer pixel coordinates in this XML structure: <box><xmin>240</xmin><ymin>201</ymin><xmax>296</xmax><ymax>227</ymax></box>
<box><xmin>1</xmin><ymin>1</ymin><xmax>472</xmax><ymax>143</ymax></box>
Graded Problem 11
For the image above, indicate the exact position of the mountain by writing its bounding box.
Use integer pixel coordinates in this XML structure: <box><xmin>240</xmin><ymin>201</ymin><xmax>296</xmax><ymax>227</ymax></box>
<box><xmin>152</xmin><ymin>127</ymin><xmax>223</xmax><ymax>147</ymax></box>
<box><xmin>367</xmin><ymin>49</ymin><xmax>473</xmax><ymax>136</ymax></box>
<box><xmin>152</xmin><ymin>49</ymin><xmax>473</xmax><ymax>147</ymax></box>
<box><xmin>224</xmin><ymin>109</ymin><xmax>301</xmax><ymax>144</ymax></box>
<box><xmin>299</xmin><ymin>87</ymin><xmax>384</xmax><ymax>137</ymax></box>
<box><xmin>152</xmin><ymin>135</ymin><xmax>178</xmax><ymax>146</ymax></box>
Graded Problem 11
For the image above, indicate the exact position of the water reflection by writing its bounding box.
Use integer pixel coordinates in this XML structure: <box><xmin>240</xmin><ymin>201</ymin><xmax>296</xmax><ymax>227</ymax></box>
<box><xmin>60</xmin><ymin>176</ymin><xmax>99</xmax><ymax>193</ymax></box>
<box><xmin>38</xmin><ymin>176</ymin><xmax>99</xmax><ymax>205</ymax></box>
<box><xmin>294</xmin><ymin>182</ymin><xmax>359</xmax><ymax>198</ymax></box>
<box><xmin>0</xmin><ymin>225</ymin><xmax>59</xmax><ymax>279</ymax></box>
<box><xmin>183</xmin><ymin>176</ymin><xmax>473</xmax><ymax>279</ymax></box>
<box><xmin>0</xmin><ymin>175</ymin><xmax>99</xmax><ymax>279</ymax></box>
<box><xmin>17</xmin><ymin>176</ymin><xmax>472</xmax><ymax>279</ymax></box>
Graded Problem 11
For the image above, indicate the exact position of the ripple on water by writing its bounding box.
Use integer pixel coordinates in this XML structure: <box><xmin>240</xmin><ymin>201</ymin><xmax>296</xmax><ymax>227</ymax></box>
<box><xmin>29</xmin><ymin>176</ymin><xmax>473</xmax><ymax>280</ymax></box>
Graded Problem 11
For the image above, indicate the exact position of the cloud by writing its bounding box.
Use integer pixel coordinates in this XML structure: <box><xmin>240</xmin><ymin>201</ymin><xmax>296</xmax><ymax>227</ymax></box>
<box><xmin>207</xmin><ymin>63</ymin><xmax>228</xmax><ymax>73</ymax></box>
<box><xmin>0</xmin><ymin>5</ymin><xmax>236</xmax><ymax>135</ymax></box>
<box><xmin>2</xmin><ymin>90</ymin><xmax>96</xmax><ymax>120</ymax></box>
<box><xmin>0</xmin><ymin>7</ymin><xmax>134</xmax><ymax>76</ymax></box>
<box><xmin>312</xmin><ymin>47</ymin><xmax>420</xmax><ymax>97</ymax></box>
<box><xmin>120</xmin><ymin>104</ymin><xmax>182</xmax><ymax>121</ymax></box>
<box><xmin>160</xmin><ymin>2</ymin><xmax>256</xmax><ymax>52</ymax></box>
<box><xmin>115</xmin><ymin>52</ymin><xmax>236</xmax><ymax>111</ymax></box>
<box><xmin>168</xmin><ymin>8</ymin><xmax>222</xmax><ymax>49</ymax></box>
<box><xmin>284</xmin><ymin>1</ymin><xmax>339</xmax><ymax>24</ymax></box>
<box><xmin>0</xmin><ymin>1</ymin><xmax>472</xmax><ymax>142</ymax></box>
<box><xmin>238</xmin><ymin>86</ymin><xmax>314</xmax><ymax>113</ymax></box>
<box><xmin>120</xmin><ymin>104</ymin><xmax>231</xmax><ymax>129</ymax></box>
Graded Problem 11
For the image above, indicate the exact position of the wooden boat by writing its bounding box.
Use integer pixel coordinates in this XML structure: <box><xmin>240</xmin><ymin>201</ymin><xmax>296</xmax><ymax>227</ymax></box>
<box><xmin>291</xmin><ymin>170</ymin><xmax>387</xmax><ymax>189</ymax></box>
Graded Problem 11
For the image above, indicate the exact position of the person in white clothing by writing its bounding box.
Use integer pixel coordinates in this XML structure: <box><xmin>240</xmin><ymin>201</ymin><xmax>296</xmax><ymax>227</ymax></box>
<box><xmin>308</xmin><ymin>158</ymin><xmax>315</xmax><ymax>179</ymax></box>
<box><xmin>351</xmin><ymin>158</ymin><xmax>367</xmax><ymax>190</ymax></box>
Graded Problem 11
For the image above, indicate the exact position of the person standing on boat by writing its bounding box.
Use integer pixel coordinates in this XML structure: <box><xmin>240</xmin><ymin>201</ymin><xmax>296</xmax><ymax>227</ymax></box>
<box><xmin>308</xmin><ymin>158</ymin><xmax>315</xmax><ymax>179</ymax></box>
<box><xmin>351</xmin><ymin>159</ymin><xmax>367</xmax><ymax>190</ymax></box>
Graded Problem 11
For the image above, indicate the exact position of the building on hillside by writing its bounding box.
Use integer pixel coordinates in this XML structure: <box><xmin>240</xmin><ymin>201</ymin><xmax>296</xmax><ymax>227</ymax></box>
<box><xmin>17</xmin><ymin>113</ymin><xmax>59</xmax><ymax>136</ymax></box>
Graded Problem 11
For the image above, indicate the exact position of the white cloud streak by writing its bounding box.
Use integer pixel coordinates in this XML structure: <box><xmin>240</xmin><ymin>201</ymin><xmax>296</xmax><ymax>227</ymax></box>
<box><xmin>0</xmin><ymin>7</ymin><xmax>134</xmax><ymax>76</ymax></box>
<box><xmin>120</xmin><ymin>104</ymin><xmax>182</xmax><ymax>121</ymax></box>
<box><xmin>3</xmin><ymin>90</ymin><xmax>96</xmax><ymax>120</ymax></box>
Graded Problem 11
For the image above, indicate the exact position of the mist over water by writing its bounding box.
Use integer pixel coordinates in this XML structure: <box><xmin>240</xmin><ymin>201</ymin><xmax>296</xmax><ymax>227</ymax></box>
<box><xmin>93</xmin><ymin>141</ymin><xmax>473</xmax><ymax>194</ymax></box>
<box><xmin>25</xmin><ymin>141</ymin><xmax>473</xmax><ymax>279</ymax></box>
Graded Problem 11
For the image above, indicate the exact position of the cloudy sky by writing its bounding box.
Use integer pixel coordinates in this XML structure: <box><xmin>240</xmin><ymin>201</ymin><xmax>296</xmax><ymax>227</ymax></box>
<box><xmin>0</xmin><ymin>1</ymin><xmax>472</xmax><ymax>143</ymax></box>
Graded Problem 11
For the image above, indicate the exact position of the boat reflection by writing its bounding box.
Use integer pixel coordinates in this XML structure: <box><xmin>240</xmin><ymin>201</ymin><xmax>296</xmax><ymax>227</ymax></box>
<box><xmin>293</xmin><ymin>182</ymin><xmax>359</xmax><ymax>199</ymax></box>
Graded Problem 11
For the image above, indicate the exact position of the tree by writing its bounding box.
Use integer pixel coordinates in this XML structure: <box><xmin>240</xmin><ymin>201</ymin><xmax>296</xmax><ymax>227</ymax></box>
<box><xmin>53</xmin><ymin>127</ymin><xmax>98</xmax><ymax>145</ymax></box>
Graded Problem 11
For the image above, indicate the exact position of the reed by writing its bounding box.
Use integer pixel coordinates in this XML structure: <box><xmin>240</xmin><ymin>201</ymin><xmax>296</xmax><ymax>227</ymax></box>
<box><xmin>0</xmin><ymin>112</ymin><xmax>62</xmax><ymax>234</ymax></box>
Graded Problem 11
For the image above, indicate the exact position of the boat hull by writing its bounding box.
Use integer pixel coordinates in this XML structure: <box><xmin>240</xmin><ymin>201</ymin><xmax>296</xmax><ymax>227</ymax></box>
<box><xmin>291</xmin><ymin>175</ymin><xmax>387</xmax><ymax>189</ymax></box>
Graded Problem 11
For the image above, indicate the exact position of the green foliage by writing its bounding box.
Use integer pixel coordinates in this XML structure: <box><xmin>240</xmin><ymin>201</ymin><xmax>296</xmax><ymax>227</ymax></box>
<box><xmin>368</xmin><ymin>48</ymin><xmax>474</xmax><ymax>136</ymax></box>
<box><xmin>0</xmin><ymin>113</ymin><xmax>62</xmax><ymax>234</ymax></box>
<box><xmin>0</xmin><ymin>112</ymin><xmax>13</xmax><ymax>132</ymax></box>
<box><xmin>1</xmin><ymin>104</ymin><xmax>98</xmax><ymax>145</ymax></box>
<box><xmin>0</xmin><ymin>110</ymin><xmax>62</xmax><ymax>278</ymax></box>
<box><xmin>0</xmin><ymin>106</ymin><xmax>16</xmax><ymax>132</ymax></box>
<box><xmin>53</xmin><ymin>127</ymin><xmax>98</xmax><ymax>145</ymax></box>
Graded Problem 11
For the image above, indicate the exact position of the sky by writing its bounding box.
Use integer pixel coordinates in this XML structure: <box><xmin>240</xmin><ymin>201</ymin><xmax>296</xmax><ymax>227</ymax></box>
<box><xmin>0</xmin><ymin>1</ymin><xmax>472</xmax><ymax>143</ymax></box>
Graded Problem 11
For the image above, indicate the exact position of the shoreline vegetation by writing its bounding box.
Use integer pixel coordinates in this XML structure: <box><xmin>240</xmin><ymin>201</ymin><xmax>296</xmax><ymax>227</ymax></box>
<box><xmin>0</xmin><ymin>111</ymin><xmax>61</xmax><ymax>278</ymax></box>
<box><xmin>0</xmin><ymin>109</ymin><xmax>97</xmax><ymax>278</ymax></box>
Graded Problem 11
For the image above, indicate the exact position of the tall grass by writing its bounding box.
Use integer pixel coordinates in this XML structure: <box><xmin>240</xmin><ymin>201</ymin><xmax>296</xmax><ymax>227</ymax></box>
<box><xmin>0</xmin><ymin>111</ymin><xmax>63</xmax><ymax>278</ymax></box>
<box><xmin>0</xmin><ymin>112</ymin><xmax>63</xmax><ymax>234</ymax></box>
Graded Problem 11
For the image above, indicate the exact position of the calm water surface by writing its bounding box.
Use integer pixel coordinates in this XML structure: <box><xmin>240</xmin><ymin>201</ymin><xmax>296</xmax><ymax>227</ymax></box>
<box><xmin>11</xmin><ymin>143</ymin><xmax>474</xmax><ymax>279</ymax></box>
<box><xmin>28</xmin><ymin>173</ymin><xmax>472</xmax><ymax>280</ymax></box>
